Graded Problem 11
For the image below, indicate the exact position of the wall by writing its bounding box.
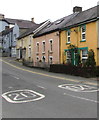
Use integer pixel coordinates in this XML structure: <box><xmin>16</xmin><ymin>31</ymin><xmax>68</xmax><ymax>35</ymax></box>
<box><xmin>33</xmin><ymin>31</ymin><xmax>60</xmax><ymax>65</ymax></box>
<box><xmin>60</xmin><ymin>21</ymin><xmax>98</xmax><ymax>65</ymax></box>
<box><xmin>0</xmin><ymin>20</ymin><xmax>8</xmax><ymax>32</ymax></box>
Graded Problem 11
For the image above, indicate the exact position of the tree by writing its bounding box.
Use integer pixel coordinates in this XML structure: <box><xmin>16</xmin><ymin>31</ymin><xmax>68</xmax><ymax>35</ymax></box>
<box><xmin>85</xmin><ymin>49</ymin><xmax>96</xmax><ymax>67</ymax></box>
<box><xmin>67</xmin><ymin>44</ymin><xmax>81</xmax><ymax>66</ymax></box>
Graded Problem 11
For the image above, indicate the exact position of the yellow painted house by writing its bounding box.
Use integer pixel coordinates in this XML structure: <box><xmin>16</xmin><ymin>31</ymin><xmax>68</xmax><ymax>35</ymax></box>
<box><xmin>60</xmin><ymin>6</ymin><xmax>99</xmax><ymax>66</ymax></box>
<box><xmin>16</xmin><ymin>20</ymin><xmax>51</xmax><ymax>63</ymax></box>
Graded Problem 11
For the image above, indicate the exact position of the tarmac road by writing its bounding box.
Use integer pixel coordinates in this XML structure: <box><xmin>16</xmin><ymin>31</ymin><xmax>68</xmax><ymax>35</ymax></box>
<box><xmin>1</xmin><ymin>57</ymin><xmax>99</xmax><ymax>118</ymax></box>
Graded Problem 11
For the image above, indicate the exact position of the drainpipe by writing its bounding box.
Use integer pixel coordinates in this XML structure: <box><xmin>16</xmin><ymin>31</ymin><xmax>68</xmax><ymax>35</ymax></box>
<box><xmin>97</xmin><ymin>2</ymin><xmax>99</xmax><ymax>66</ymax></box>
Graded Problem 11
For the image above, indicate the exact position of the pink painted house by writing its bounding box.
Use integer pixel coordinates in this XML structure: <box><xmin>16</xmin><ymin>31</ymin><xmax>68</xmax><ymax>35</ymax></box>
<box><xmin>33</xmin><ymin>31</ymin><xmax>60</xmax><ymax>66</ymax></box>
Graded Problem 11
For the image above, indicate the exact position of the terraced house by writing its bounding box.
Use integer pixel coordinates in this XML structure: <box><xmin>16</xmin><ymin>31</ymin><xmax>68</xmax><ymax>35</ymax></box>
<box><xmin>17</xmin><ymin>20</ymin><xmax>51</xmax><ymax>63</ymax></box>
<box><xmin>0</xmin><ymin>16</ymin><xmax>37</xmax><ymax>57</ymax></box>
<box><xmin>60</xmin><ymin>5</ymin><xmax>99</xmax><ymax>66</ymax></box>
<box><xmin>17</xmin><ymin>5</ymin><xmax>99</xmax><ymax>67</ymax></box>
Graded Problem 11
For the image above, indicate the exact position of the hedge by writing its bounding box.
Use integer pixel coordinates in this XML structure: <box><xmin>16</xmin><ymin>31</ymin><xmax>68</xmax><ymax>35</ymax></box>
<box><xmin>49</xmin><ymin>64</ymin><xmax>99</xmax><ymax>78</ymax></box>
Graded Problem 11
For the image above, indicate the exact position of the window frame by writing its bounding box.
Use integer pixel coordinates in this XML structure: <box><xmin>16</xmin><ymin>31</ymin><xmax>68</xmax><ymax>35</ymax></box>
<box><xmin>81</xmin><ymin>25</ymin><xmax>86</xmax><ymax>42</ymax></box>
<box><xmin>67</xmin><ymin>30</ymin><xmax>71</xmax><ymax>44</ymax></box>
<box><xmin>42</xmin><ymin>41</ymin><xmax>45</xmax><ymax>53</ymax></box>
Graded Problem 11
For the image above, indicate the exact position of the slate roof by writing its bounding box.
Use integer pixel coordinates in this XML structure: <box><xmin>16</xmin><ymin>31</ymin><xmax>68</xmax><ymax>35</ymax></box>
<box><xmin>34</xmin><ymin>6</ymin><xmax>98</xmax><ymax>37</ymax></box>
<box><xmin>17</xmin><ymin>20</ymin><xmax>50</xmax><ymax>39</ymax></box>
<box><xmin>34</xmin><ymin>13</ymin><xmax>78</xmax><ymax>37</ymax></box>
<box><xmin>0</xmin><ymin>27</ymin><xmax>13</xmax><ymax>36</ymax></box>
<box><xmin>2</xmin><ymin>18</ymin><xmax>37</xmax><ymax>29</ymax></box>
<box><xmin>63</xmin><ymin>6</ymin><xmax>98</xmax><ymax>29</ymax></box>
<box><xmin>17</xmin><ymin>24</ymin><xmax>41</xmax><ymax>39</ymax></box>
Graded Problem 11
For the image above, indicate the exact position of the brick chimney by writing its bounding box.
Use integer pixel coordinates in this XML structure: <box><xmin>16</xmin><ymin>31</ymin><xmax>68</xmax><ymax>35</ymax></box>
<box><xmin>0</xmin><ymin>14</ymin><xmax>4</xmax><ymax>19</ymax></box>
<box><xmin>31</xmin><ymin>18</ymin><xmax>34</xmax><ymax>22</ymax></box>
<box><xmin>73</xmin><ymin>6</ymin><xmax>82</xmax><ymax>13</ymax></box>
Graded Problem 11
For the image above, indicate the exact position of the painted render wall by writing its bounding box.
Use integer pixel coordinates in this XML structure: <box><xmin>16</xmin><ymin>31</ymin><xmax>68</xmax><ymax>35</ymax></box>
<box><xmin>0</xmin><ymin>20</ymin><xmax>8</xmax><ymax>32</ymax></box>
<box><xmin>33</xmin><ymin>31</ymin><xmax>60</xmax><ymax>65</ymax></box>
<box><xmin>60</xmin><ymin>21</ymin><xmax>98</xmax><ymax>65</ymax></box>
<box><xmin>17</xmin><ymin>34</ymin><xmax>34</xmax><ymax>62</ymax></box>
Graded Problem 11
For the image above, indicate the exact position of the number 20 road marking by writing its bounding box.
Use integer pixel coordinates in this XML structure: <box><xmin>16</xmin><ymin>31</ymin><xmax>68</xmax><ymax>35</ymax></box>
<box><xmin>2</xmin><ymin>89</ymin><xmax>45</xmax><ymax>103</ymax></box>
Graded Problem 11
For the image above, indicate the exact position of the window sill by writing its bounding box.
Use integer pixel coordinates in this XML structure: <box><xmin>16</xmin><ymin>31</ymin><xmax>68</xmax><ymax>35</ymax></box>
<box><xmin>42</xmin><ymin>52</ymin><xmax>45</xmax><ymax>54</ymax></box>
<box><xmin>49</xmin><ymin>51</ymin><xmax>53</xmax><ymax>54</ymax></box>
<box><xmin>66</xmin><ymin>42</ymin><xmax>70</xmax><ymax>45</ymax></box>
<box><xmin>80</xmin><ymin>40</ymin><xmax>86</xmax><ymax>42</ymax></box>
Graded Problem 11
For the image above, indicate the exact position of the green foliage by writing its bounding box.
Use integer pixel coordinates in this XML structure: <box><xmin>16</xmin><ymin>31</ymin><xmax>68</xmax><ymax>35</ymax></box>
<box><xmin>85</xmin><ymin>49</ymin><xmax>96</xmax><ymax>67</ymax></box>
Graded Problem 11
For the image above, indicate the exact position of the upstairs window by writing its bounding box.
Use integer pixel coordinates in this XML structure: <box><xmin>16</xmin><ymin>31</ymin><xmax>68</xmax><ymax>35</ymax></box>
<box><xmin>28</xmin><ymin>47</ymin><xmax>31</xmax><ymax>58</ymax></box>
<box><xmin>81</xmin><ymin>25</ymin><xmax>86</xmax><ymax>41</ymax></box>
<box><xmin>67</xmin><ymin>30</ymin><xmax>71</xmax><ymax>43</ymax></box>
<box><xmin>49</xmin><ymin>39</ymin><xmax>53</xmax><ymax>52</ymax></box>
<box><xmin>29</xmin><ymin>36</ymin><xmax>32</xmax><ymax>45</ymax></box>
<box><xmin>36</xmin><ymin>42</ymin><xmax>39</xmax><ymax>53</ymax></box>
<box><xmin>42</xmin><ymin>41</ymin><xmax>45</xmax><ymax>53</ymax></box>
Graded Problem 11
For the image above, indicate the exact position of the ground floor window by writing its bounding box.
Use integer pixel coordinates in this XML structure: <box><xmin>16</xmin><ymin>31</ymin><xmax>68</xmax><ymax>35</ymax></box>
<box><xmin>49</xmin><ymin>56</ymin><xmax>53</xmax><ymax>64</ymax></box>
<box><xmin>81</xmin><ymin>49</ymin><xmax>88</xmax><ymax>63</ymax></box>
<box><xmin>42</xmin><ymin>56</ymin><xmax>46</xmax><ymax>62</ymax></box>
<box><xmin>12</xmin><ymin>47</ymin><xmax>16</xmax><ymax>55</ymax></box>
<box><xmin>66</xmin><ymin>51</ymin><xmax>71</xmax><ymax>63</ymax></box>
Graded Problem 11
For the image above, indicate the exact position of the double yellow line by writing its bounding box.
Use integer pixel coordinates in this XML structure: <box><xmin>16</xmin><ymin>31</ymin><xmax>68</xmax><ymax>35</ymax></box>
<box><xmin>0</xmin><ymin>59</ymin><xmax>98</xmax><ymax>86</ymax></box>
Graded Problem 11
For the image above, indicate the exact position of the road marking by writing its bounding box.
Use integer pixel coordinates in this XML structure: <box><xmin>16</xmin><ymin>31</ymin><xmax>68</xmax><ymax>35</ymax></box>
<box><xmin>12</xmin><ymin>76</ymin><xmax>20</xmax><ymax>80</ymax></box>
<box><xmin>0</xmin><ymin>59</ymin><xmax>98</xmax><ymax>86</ymax></box>
<box><xmin>58</xmin><ymin>84</ymin><xmax>99</xmax><ymax>92</ymax></box>
<box><xmin>2</xmin><ymin>89</ymin><xmax>45</xmax><ymax>103</ymax></box>
<box><xmin>8</xmin><ymin>86</ymin><xmax>13</xmax><ymax>89</ymax></box>
<box><xmin>63</xmin><ymin>93</ymin><xmax>99</xmax><ymax>103</ymax></box>
<box><xmin>37</xmin><ymin>85</ymin><xmax>46</xmax><ymax>89</ymax></box>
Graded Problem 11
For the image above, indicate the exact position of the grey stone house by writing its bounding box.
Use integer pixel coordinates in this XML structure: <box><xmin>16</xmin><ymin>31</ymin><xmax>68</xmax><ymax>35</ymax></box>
<box><xmin>0</xmin><ymin>15</ymin><xmax>38</xmax><ymax>57</ymax></box>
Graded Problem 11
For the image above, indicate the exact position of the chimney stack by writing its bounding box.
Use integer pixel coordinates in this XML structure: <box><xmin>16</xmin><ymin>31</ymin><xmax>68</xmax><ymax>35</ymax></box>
<box><xmin>5</xmin><ymin>26</ymin><xmax>10</xmax><ymax>30</ymax></box>
<box><xmin>73</xmin><ymin>6</ymin><xmax>82</xmax><ymax>13</ymax></box>
<box><xmin>97</xmin><ymin>1</ymin><xmax>99</xmax><ymax>18</ymax></box>
<box><xmin>0</xmin><ymin>14</ymin><xmax>4</xmax><ymax>19</ymax></box>
<box><xmin>31</xmin><ymin>18</ymin><xmax>34</xmax><ymax>22</ymax></box>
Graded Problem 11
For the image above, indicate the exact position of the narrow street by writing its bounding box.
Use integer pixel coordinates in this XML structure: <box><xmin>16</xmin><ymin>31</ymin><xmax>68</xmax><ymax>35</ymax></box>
<box><xmin>1</xmin><ymin>57</ymin><xmax>99</xmax><ymax>118</ymax></box>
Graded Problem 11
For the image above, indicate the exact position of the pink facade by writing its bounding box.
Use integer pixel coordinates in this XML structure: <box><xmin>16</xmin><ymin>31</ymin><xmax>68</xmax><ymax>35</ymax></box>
<box><xmin>33</xmin><ymin>31</ymin><xmax>60</xmax><ymax>66</ymax></box>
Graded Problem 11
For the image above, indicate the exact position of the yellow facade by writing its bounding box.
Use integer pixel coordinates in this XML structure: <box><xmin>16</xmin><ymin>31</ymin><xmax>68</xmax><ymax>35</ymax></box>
<box><xmin>16</xmin><ymin>34</ymin><xmax>34</xmax><ymax>62</ymax></box>
<box><xmin>60</xmin><ymin>21</ymin><xmax>99</xmax><ymax>66</ymax></box>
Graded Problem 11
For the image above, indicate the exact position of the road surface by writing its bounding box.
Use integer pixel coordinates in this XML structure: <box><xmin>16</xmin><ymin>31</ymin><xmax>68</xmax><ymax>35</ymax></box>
<box><xmin>1</xmin><ymin>58</ymin><xmax>99</xmax><ymax>118</ymax></box>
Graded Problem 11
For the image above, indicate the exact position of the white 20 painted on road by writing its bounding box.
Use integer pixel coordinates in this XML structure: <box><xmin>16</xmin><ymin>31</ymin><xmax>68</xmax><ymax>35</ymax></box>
<box><xmin>58</xmin><ymin>84</ymin><xmax>99</xmax><ymax>92</ymax></box>
<box><xmin>2</xmin><ymin>89</ymin><xmax>45</xmax><ymax>103</ymax></box>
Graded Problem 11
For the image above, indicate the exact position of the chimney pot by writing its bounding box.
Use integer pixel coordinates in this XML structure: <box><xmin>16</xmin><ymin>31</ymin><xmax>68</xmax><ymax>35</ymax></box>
<box><xmin>0</xmin><ymin>14</ymin><xmax>4</xmax><ymax>19</ymax></box>
<box><xmin>31</xmin><ymin>18</ymin><xmax>34</xmax><ymax>22</ymax></box>
<box><xmin>73</xmin><ymin>6</ymin><xmax>82</xmax><ymax>13</ymax></box>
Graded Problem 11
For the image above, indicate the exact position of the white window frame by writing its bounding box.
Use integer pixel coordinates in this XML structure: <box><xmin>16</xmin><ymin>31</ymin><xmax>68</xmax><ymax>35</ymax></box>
<box><xmin>49</xmin><ymin>56</ymin><xmax>53</xmax><ymax>64</ymax></box>
<box><xmin>29</xmin><ymin>35</ymin><xmax>32</xmax><ymax>45</ymax></box>
<box><xmin>67</xmin><ymin>30</ymin><xmax>71</xmax><ymax>43</ymax></box>
<box><xmin>66</xmin><ymin>51</ymin><xmax>71</xmax><ymax>63</ymax></box>
<box><xmin>42</xmin><ymin>56</ymin><xmax>46</xmax><ymax>62</ymax></box>
<box><xmin>49</xmin><ymin>39</ymin><xmax>53</xmax><ymax>52</ymax></box>
<box><xmin>28</xmin><ymin>46</ymin><xmax>31</xmax><ymax>58</ymax></box>
<box><xmin>81</xmin><ymin>26</ymin><xmax>86</xmax><ymax>41</ymax></box>
<box><xmin>36</xmin><ymin>42</ymin><xmax>39</xmax><ymax>53</ymax></box>
<box><xmin>36</xmin><ymin>56</ymin><xmax>39</xmax><ymax>62</ymax></box>
<box><xmin>42</xmin><ymin>41</ymin><xmax>45</xmax><ymax>53</ymax></box>
<box><xmin>81</xmin><ymin>49</ymin><xmax>88</xmax><ymax>60</ymax></box>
